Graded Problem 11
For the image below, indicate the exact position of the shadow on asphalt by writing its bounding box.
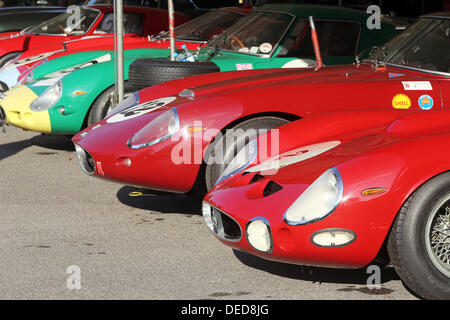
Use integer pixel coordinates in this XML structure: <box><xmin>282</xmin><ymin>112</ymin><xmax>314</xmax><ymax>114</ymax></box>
<box><xmin>116</xmin><ymin>185</ymin><xmax>203</xmax><ymax>215</ymax></box>
<box><xmin>233</xmin><ymin>249</ymin><xmax>400</xmax><ymax>288</ymax></box>
<box><xmin>0</xmin><ymin>133</ymin><xmax>73</xmax><ymax>162</ymax></box>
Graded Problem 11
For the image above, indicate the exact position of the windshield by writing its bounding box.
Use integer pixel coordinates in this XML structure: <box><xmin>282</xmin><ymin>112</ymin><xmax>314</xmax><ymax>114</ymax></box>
<box><xmin>368</xmin><ymin>17</ymin><xmax>450</xmax><ymax>74</ymax></box>
<box><xmin>206</xmin><ymin>10</ymin><xmax>294</xmax><ymax>56</ymax></box>
<box><xmin>174</xmin><ymin>10</ymin><xmax>244</xmax><ymax>41</ymax></box>
<box><xmin>27</xmin><ymin>7</ymin><xmax>100</xmax><ymax>36</ymax></box>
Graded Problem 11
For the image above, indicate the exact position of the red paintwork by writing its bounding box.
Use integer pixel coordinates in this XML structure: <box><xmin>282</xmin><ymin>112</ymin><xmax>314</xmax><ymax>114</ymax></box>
<box><xmin>0</xmin><ymin>32</ymin><xmax>21</xmax><ymax>40</ymax></box>
<box><xmin>203</xmin><ymin>109</ymin><xmax>450</xmax><ymax>268</ymax></box>
<box><xmin>72</xmin><ymin>62</ymin><xmax>449</xmax><ymax>193</ymax></box>
<box><xmin>0</xmin><ymin>5</ymin><xmax>190</xmax><ymax>61</ymax></box>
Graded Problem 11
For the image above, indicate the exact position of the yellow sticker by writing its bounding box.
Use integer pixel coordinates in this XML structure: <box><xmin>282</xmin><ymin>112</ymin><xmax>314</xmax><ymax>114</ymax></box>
<box><xmin>392</xmin><ymin>94</ymin><xmax>411</xmax><ymax>109</ymax></box>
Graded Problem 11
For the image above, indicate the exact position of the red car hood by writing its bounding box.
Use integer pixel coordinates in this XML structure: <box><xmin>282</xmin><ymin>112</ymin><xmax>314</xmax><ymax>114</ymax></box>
<box><xmin>174</xmin><ymin>62</ymin><xmax>432</xmax><ymax>100</ymax></box>
<box><xmin>220</xmin><ymin>109</ymin><xmax>450</xmax><ymax>193</ymax></box>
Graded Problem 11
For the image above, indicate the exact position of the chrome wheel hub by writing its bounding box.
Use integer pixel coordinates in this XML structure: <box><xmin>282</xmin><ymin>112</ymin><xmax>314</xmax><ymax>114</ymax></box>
<box><xmin>426</xmin><ymin>196</ymin><xmax>450</xmax><ymax>278</ymax></box>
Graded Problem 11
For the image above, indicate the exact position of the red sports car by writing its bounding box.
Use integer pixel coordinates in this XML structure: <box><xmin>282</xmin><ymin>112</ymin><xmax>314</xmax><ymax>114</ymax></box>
<box><xmin>0</xmin><ymin>4</ymin><xmax>190</xmax><ymax>67</ymax></box>
<box><xmin>72</xmin><ymin>12</ymin><xmax>450</xmax><ymax>197</ymax></box>
<box><xmin>202</xmin><ymin>107</ymin><xmax>450</xmax><ymax>300</ymax></box>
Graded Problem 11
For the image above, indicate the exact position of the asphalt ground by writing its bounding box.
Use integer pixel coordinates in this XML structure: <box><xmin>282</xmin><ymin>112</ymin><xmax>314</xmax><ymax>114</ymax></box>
<box><xmin>0</xmin><ymin>126</ymin><xmax>417</xmax><ymax>300</ymax></box>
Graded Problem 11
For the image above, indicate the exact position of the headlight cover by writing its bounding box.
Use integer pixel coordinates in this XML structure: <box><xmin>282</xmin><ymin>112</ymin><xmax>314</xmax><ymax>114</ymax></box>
<box><xmin>127</xmin><ymin>107</ymin><xmax>179</xmax><ymax>149</ymax></box>
<box><xmin>284</xmin><ymin>167</ymin><xmax>343</xmax><ymax>225</ymax></box>
<box><xmin>29</xmin><ymin>80</ymin><xmax>63</xmax><ymax>112</ymax></box>
<box><xmin>216</xmin><ymin>139</ymin><xmax>258</xmax><ymax>184</ymax></box>
<box><xmin>106</xmin><ymin>92</ymin><xmax>139</xmax><ymax>117</ymax></box>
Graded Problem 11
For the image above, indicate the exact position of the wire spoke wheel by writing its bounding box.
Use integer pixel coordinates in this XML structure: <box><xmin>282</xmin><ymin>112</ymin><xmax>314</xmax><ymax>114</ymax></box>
<box><xmin>426</xmin><ymin>195</ymin><xmax>450</xmax><ymax>278</ymax></box>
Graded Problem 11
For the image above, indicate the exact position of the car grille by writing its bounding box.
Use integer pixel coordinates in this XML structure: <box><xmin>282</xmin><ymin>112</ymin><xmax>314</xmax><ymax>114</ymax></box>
<box><xmin>208</xmin><ymin>206</ymin><xmax>242</xmax><ymax>242</ymax></box>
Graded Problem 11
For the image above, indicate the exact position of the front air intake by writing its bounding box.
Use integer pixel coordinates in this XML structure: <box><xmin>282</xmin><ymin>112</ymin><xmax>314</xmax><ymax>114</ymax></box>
<box><xmin>203</xmin><ymin>203</ymin><xmax>242</xmax><ymax>242</ymax></box>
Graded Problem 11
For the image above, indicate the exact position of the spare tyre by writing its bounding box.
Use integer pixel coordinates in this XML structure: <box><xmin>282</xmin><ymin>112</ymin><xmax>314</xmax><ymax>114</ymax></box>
<box><xmin>129</xmin><ymin>58</ymin><xmax>220</xmax><ymax>91</ymax></box>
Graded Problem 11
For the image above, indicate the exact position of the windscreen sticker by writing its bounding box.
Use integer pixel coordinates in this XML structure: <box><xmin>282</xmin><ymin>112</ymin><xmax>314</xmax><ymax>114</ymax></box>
<box><xmin>236</xmin><ymin>63</ymin><xmax>253</xmax><ymax>70</ymax></box>
<box><xmin>106</xmin><ymin>96</ymin><xmax>177</xmax><ymax>123</ymax></box>
<box><xmin>392</xmin><ymin>93</ymin><xmax>411</xmax><ymax>109</ymax></box>
<box><xmin>418</xmin><ymin>95</ymin><xmax>434</xmax><ymax>110</ymax></box>
<box><xmin>402</xmin><ymin>81</ymin><xmax>432</xmax><ymax>91</ymax></box>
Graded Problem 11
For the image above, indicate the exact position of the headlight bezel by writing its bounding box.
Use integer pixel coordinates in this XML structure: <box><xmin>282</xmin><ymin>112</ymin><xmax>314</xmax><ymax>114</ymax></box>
<box><xmin>29</xmin><ymin>80</ymin><xmax>63</xmax><ymax>112</ymax></box>
<box><xmin>127</xmin><ymin>107</ymin><xmax>180</xmax><ymax>149</ymax></box>
<box><xmin>283</xmin><ymin>167</ymin><xmax>343</xmax><ymax>226</ymax></box>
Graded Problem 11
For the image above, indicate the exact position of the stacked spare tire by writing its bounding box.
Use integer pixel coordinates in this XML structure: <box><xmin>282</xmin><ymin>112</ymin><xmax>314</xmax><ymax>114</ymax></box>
<box><xmin>128</xmin><ymin>58</ymin><xmax>220</xmax><ymax>91</ymax></box>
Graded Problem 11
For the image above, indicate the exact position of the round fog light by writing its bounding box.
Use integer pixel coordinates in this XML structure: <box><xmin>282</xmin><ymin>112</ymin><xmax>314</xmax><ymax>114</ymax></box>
<box><xmin>246</xmin><ymin>217</ymin><xmax>272</xmax><ymax>253</ymax></box>
<box><xmin>311</xmin><ymin>229</ymin><xmax>356</xmax><ymax>248</ymax></box>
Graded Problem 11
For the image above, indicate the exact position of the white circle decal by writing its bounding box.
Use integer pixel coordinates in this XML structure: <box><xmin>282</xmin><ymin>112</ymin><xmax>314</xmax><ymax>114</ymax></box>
<box><xmin>259</xmin><ymin>43</ymin><xmax>273</xmax><ymax>54</ymax></box>
<box><xmin>106</xmin><ymin>96</ymin><xmax>177</xmax><ymax>123</ymax></box>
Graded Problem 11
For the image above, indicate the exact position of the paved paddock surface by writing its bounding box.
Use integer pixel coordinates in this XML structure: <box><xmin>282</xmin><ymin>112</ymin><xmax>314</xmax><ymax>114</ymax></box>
<box><xmin>0</xmin><ymin>127</ymin><xmax>417</xmax><ymax>300</ymax></box>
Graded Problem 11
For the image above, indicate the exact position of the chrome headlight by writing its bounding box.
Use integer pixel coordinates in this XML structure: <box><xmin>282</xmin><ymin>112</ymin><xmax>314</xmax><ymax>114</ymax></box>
<box><xmin>284</xmin><ymin>167</ymin><xmax>343</xmax><ymax>225</ymax></box>
<box><xmin>216</xmin><ymin>139</ymin><xmax>258</xmax><ymax>184</ymax></box>
<box><xmin>29</xmin><ymin>80</ymin><xmax>63</xmax><ymax>112</ymax></box>
<box><xmin>106</xmin><ymin>92</ymin><xmax>139</xmax><ymax>117</ymax></box>
<box><xmin>127</xmin><ymin>107</ymin><xmax>179</xmax><ymax>149</ymax></box>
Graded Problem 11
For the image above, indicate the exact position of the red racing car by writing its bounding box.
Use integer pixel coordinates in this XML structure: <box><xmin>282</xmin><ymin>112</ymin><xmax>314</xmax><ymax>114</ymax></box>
<box><xmin>202</xmin><ymin>107</ymin><xmax>450</xmax><ymax>300</ymax></box>
<box><xmin>0</xmin><ymin>4</ymin><xmax>190</xmax><ymax>67</ymax></box>
<box><xmin>72</xmin><ymin>12</ymin><xmax>450</xmax><ymax>197</ymax></box>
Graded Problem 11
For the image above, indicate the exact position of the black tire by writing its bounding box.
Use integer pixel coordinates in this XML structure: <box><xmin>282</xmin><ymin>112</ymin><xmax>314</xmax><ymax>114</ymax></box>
<box><xmin>0</xmin><ymin>51</ymin><xmax>21</xmax><ymax>69</ymax></box>
<box><xmin>387</xmin><ymin>172</ymin><xmax>450</xmax><ymax>300</ymax></box>
<box><xmin>204</xmin><ymin>117</ymin><xmax>289</xmax><ymax>192</ymax></box>
<box><xmin>87</xmin><ymin>82</ymin><xmax>135</xmax><ymax>126</ymax></box>
<box><xmin>129</xmin><ymin>58</ymin><xmax>219</xmax><ymax>91</ymax></box>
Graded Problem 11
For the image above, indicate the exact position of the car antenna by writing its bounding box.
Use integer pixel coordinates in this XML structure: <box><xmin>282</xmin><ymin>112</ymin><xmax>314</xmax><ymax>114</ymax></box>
<box><xmin>309</xmin><ymin>16</ymin><xmax>323</xmax><ymax>70</ymax></box>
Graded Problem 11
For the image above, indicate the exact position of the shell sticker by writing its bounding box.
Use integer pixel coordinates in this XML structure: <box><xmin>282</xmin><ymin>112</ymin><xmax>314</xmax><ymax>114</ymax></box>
<box><xmin>392</xmin><ymin>94</ymin><xmax>411</xmax><ymax>109</ymax></box>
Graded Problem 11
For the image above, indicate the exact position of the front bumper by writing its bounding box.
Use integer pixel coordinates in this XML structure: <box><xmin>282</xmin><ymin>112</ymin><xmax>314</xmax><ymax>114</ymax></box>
<box><xmin>203</xmin><ymin>172</ymin><xmax>385</xmax><ymax>269</ymax></box>
<box><xmin>0</xmin><ymin>85</ymin><xmax>51</xmax><ymax>133</ymax></box>
<box><xmin>72</xmin><ymin>115</ymin><xmax>204</xmax><ymax>193</ymax></box>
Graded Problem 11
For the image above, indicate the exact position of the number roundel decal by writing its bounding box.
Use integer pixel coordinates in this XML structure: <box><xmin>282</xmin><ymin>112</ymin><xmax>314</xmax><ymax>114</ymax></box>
<box><xmin>106</xmin><ymin>96</ymin><xmax>177</xmax><ymax>123</ymax></box>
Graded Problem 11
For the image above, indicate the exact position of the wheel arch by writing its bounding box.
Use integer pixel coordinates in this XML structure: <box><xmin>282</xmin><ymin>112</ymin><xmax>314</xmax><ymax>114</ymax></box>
<box><xmin>375</xmin><ymin>169</ymin><xmax>450</xmax><ymax>264</ymax></box>
<box><xmin>188</xmin><ymin>111</ymin><xmax>302</xmax><ymax>195</ymax></box>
